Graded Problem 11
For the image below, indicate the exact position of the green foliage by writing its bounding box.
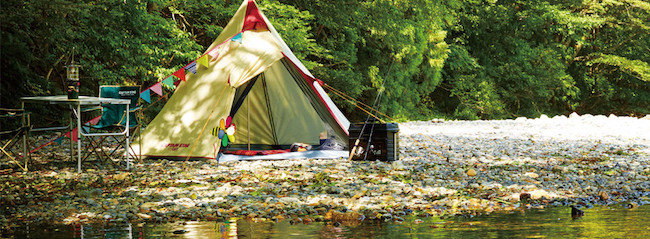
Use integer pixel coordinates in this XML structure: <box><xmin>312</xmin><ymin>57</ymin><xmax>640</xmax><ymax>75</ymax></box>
<box><xmin>588</xmin><ymin>54</ymin><xmax>650</xmax><ymax>82</ymax></box>
<box><xmin>282</xmin><ymin>0</ymin><xmax>451</xmax><ymax>120</ymax></box>
<box><xmin>2</xmin><ymin>0</ymin><xmax>648</xmax><ymax>126</ymax></box>
<box><xmin>1</xmin><ymin>0</ymin><xmax>202</xmax><ymax>126</ymax></box>
<box><xmin>437</xmin><ymin>0</ymin><xmax>649</xmax><ymax>118</ymax></box>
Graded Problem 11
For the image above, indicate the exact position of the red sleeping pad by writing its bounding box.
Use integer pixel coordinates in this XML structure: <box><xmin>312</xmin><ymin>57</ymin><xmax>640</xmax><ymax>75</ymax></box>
<box><xmin>223</xmin><ymin>149</ymin><xmax>290</xmax><ymax>156</ymax></box>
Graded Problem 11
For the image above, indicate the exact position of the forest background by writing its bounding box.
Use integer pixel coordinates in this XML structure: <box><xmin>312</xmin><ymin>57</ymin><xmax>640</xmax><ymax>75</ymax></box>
<box><xmin>1</xmin><ymin>0</ymin><xmax>649</xmax><ymax>128</ymax></box>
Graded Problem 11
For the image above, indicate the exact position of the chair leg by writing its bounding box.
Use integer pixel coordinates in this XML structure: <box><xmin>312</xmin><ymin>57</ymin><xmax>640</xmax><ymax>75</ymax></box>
<box><xmin>81</xmin><ymin>130</ymin><xmax>117</xmax><ymax>166</ymax></box>
<box><xmin>82</xmin><ymin>136</ymin><xmax>105</xmax><ymax>162</ymax></box>
<box><xmin>127</xmin><ymin>126</ymin><xmax>141</xmax><ymax>163</ymax></box>
<box><xmin>107</xmin><ymin>124</ymin><xmax>141</xmax><ymax>164</ymax></box>
<box><xmin>107</xmin><ymin>135</ymin><xmax>126</xmax><ymax>161</ymax></box>
<box><xmin>1</xmin><ymin>128</ymin><xmax>29</xmax><ymax>171</ymax></box>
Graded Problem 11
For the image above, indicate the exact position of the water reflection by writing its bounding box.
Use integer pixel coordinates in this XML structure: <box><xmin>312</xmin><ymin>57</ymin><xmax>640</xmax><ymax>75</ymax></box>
<box><xmin>9</xmin><ymin>204</ymin><xmax>650</xmax><ymax>238</ymax></box>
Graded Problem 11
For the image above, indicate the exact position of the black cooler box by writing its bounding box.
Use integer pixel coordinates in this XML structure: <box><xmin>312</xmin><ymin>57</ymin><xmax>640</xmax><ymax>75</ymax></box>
<box><xmin>348</xmin><ymin>123</ymin><xmax>399</xmax><ymax>161</ymax></box>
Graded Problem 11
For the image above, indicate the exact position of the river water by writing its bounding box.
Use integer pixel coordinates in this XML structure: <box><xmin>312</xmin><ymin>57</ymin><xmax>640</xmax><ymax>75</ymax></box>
<box><xmin>10</xmin><ymin>204</ymin><xmax>649</xmax><ymax>238</ymax></box>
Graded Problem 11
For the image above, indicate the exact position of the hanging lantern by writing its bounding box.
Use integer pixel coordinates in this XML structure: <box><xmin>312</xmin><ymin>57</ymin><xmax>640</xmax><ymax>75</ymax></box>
<box><xmin>65</xmin><ymin>61</ymin><xmax>81</xmax><ymax>99</ymax></box>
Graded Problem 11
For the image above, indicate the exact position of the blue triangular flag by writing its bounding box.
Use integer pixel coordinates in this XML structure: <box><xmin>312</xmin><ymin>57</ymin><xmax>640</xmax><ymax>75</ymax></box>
<box><xmin>231</xmin><ymin>33</ymin><xmax>242</xmax><ymax>43</ymax></box>
<box><xmin>141</xmin><ymin>89</ymin><xmax>151</xmax><ymax>103</ymax></box>
<box><xmin>185</xmin><ymin>62</ymin><xmax>197</xmax><ymax>74</ymax></box>
<box><xmin>54</xmin><ymin>136</ymin><xmax>64</xmax><ymax>144</ymax></box>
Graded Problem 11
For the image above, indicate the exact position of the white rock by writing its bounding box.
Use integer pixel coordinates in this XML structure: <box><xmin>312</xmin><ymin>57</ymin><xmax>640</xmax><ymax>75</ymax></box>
<box><xmin>524</xmin><ymin>172</ymin><xmax>539</xmax><ymax>178</ymax></box>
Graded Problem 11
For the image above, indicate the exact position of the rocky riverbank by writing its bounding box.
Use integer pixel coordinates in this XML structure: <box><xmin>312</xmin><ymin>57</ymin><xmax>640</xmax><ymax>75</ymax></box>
<box><xmin>1</xmin><ymin>114</ymin><xmax>649</xmax><ymax>227</ymax></box>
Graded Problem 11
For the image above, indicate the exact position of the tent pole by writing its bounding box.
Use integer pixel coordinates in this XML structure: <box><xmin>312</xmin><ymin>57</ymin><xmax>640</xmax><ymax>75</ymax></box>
<box><xmin>247</xmin><ymin>95</ymin><xmax>250</xmax><ymax>150</ymax></box>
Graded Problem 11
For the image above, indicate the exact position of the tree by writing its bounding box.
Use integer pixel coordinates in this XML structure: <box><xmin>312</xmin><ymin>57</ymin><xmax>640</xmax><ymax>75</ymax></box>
<box><xmin>437</xmin><ymin>0</ymin><xmax>649</xmax><ymax>119</ymax></box>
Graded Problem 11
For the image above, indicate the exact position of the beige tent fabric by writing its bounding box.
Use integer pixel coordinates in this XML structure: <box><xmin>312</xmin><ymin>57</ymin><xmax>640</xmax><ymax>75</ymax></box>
<box><xmin>265</xmin><ymin>62</ymin><xmax>324</xmax><ymax>145</ymax></box>
<box><xmin>208</xmin><ymin>1</ymin><xmax>247</xmax><ymax>50</ymax></box>
<box><xmin>228</xmin><ymin>31</ymin><xmax>283</xmax><ymax>88</ymax></box>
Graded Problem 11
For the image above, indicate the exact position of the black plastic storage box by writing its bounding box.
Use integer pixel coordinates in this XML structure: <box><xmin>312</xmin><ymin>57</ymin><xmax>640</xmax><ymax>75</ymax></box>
<box><xmin>348</xmin><ymin>122</ymin><xmax>399</xmax><ymax>161</ymax></box>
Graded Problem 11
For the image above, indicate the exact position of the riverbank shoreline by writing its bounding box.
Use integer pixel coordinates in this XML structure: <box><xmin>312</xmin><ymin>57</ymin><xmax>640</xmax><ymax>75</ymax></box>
<box><xmin>1</xmin><ymin>114</ymin><xmax>649</xmax><ymax>226</ymax></box>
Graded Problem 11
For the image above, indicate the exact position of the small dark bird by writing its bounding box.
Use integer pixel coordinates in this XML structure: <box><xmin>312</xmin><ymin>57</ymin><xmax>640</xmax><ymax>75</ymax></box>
<box><xmin>571</xmin><ymin>205</ymin><xmax>584</xmax><ymax>219</ymax></box>
<box><xmin>520</xmin><ymin>192</ymin><xmax>532</xmax><ymax>204</ymax></box>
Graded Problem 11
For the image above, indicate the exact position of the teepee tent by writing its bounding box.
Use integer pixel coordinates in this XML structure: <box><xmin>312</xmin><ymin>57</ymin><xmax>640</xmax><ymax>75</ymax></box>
<box><xmin>132</xmin><ymin>0</ymin><xmax>350</xmax><ymax>159</ymax></box>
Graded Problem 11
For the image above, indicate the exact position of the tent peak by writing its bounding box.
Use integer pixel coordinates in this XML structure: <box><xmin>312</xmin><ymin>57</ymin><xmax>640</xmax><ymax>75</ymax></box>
<box><xmin>242</xmin><ymin>0</ymin><xmax>268</xmax><ymax>32</ymax></box>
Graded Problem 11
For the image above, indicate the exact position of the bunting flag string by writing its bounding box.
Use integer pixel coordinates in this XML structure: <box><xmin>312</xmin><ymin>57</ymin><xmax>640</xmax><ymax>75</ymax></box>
<box><xmin>138</xmin><ymin>30</ymin><xmax>246</xmax><ymax>104</ymax></box>
<box><xmin>27</xmin><ymin>115</ymin><xmax>103</xmax><ymax>155</ymax></box>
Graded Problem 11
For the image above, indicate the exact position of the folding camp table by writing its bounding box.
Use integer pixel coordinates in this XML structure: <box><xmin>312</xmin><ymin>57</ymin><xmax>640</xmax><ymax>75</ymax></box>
<box><xmin>21</xmin><ymin>95</ymin><xmax>131</xmax><ymax>173</ymax></box>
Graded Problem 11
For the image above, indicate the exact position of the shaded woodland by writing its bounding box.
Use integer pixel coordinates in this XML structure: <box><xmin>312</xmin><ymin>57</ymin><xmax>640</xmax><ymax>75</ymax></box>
<box><xmin>2</xmin><ymin>0</ymin><xmax>648</xmax><ymax>125</ymax></box>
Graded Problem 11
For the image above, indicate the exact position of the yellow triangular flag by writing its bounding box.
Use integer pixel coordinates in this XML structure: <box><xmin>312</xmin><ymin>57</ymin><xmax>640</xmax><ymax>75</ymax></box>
<box><xmin>197</xmin><ymin>55</ymin><xmax>209</xmax><ymax>68</ymax></box>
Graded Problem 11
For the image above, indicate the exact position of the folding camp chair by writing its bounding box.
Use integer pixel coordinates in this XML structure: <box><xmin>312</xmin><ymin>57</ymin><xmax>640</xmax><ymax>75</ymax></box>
<box><xmin>82</xmin><ymin>86</ymin><xmax>141</xmax><ymax>165</ymax></box>
<box><xmin>1</xmin><ymin>108</ymin><xmax>31</xmax><ymax>171</ymax></box>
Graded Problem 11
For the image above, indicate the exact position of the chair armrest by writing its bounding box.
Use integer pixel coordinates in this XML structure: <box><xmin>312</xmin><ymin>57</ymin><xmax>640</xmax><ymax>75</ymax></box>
<box><xmin>81</xmin><ymin>106</ymin><xmax>102</xmax><ymax>113</ymax></box>
<box><xmin>128</xmin><ymin>105</ymin><xmax>141</xmax><ymax>113</ymax></box>
<box><xmin>0</xmin><ymin>108</ymin><xmax>25</xmax><ymax>112</ymax></box>
<box><xmin>0</xmin><ymin>108</ymin><xmax>31</xmax><ymax>118</ymax></box>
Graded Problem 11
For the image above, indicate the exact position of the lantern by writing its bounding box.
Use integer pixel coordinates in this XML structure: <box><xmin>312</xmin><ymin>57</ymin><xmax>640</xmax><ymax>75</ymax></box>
<box><xmin>65</xmin><ymin>61</ymin><xmax>81</xmax><ymax>99</ymax></box>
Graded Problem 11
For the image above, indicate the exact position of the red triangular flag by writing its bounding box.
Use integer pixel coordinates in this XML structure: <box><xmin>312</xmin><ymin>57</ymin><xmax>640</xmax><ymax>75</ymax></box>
<box><xmin>150</xmin><ymin>82</ymin><xmax>163</xmax><ymax>96</ymax></box>
<box><xmin>65</xmin><ymin>128</ymin><xmax>79</xmax><ymax>142</ymax></box>
<box><xmin>88</xmin><ymin>115</ymin><xmax>101</xmax><ymax>125</ymax></box>
<box><xmin>173</xmin><ymin>68</ymin><xmax>186</xmax><ymax>81</ymax></box>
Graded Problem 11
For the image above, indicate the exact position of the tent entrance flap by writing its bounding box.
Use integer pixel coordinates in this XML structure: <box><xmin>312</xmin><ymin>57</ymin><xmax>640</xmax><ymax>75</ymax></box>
<box><xmin>261</xmin><ymin>77</ymin><xmax>279</xmax><ymax>145</ymax></box>
<box><xmin>230</xmin><ymin>74</ymin><xmax>260</xmax><ymax>117</ymax></box>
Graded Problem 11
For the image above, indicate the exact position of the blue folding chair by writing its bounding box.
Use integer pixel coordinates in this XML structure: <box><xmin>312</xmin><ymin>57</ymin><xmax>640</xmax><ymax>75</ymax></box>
<box><xmin>82</xmin><ymin>86</ymin><xmax>141</xmax><ymax>164</ymax></box>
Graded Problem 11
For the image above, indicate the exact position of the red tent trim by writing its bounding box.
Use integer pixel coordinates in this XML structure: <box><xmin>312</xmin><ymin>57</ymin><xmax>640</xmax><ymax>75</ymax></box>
<box><xmin>242</xmin><ymin>0</ymin><xmax>268</xmax><ymax>32</ymax></box>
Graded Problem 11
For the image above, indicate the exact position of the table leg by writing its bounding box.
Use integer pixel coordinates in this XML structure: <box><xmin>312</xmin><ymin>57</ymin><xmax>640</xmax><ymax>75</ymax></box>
<box><xmin>21</xmin><ymin>101</ymin><xmax>28</xmax><ymax>171</ymax></box>
<box><xmin>77</xmin><ymin>103</ymin><xmax>82</xmax><ymax>173</ymax></box>
<box><xmin>69</xmin><ymin>106</ymin><xmax>75</xmax><ymax>162</ymax></box>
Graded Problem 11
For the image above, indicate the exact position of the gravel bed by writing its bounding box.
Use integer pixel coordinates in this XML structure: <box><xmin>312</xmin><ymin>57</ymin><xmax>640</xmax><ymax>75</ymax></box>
<box><xmin>1</xmin><ymin>113</ymin><xmax>649</xmax><ymax>226</ymax></box>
